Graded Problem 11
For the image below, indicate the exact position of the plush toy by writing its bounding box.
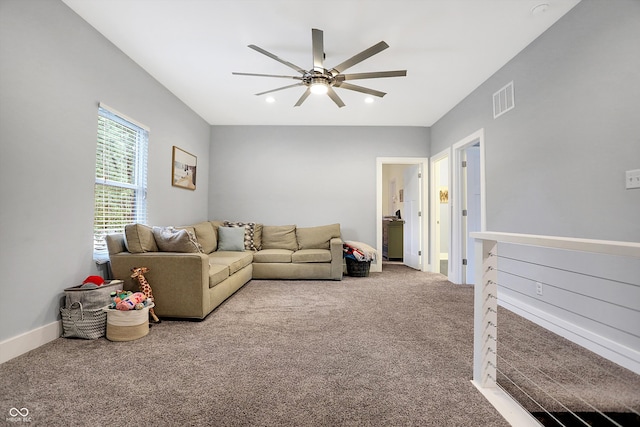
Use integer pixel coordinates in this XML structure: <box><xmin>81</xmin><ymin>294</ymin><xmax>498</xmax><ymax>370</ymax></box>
<box><xmin>115</xmin><ymin>292</ymin><xmax>147</xmax><ymax>311</ymax></box>
<box><xmin>131</xmin><ymin>267</ymin><xmax>161</xmax><ymax>323</ymax></box>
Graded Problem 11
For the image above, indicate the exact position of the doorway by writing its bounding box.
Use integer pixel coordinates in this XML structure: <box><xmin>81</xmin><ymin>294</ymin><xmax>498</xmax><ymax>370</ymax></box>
<box><xmin>451</xmin><ymin>129</ymin><xmax>485</xmax><ymax>284</ymax></box>
<box><xmin>376</xmin><ymin>157</ymin><xmax>429</xmax><ymax>273</ymax></box>
<box><xmin>430</xmin><ymin>149</ymin><xmax>451</xmax><ymax>276</ymax></box>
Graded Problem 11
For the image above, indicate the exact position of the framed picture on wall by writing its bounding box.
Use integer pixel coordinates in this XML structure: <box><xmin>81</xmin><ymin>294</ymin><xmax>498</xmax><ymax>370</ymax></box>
<box><xmin>172</xmin><ymin>146</ymin><xmax>197</xmax><ymax>190</ymax></box>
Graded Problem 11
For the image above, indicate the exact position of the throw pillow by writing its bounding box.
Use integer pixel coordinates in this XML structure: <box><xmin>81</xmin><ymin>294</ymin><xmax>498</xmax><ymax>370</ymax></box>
<box><xmin>152</xmin><ymin>226</ymin><xmax>202</xmax><ymax>253</ymax></box>
<box><xmin>217</xmin><ymin>226</ymin><xmax>246</xmax><ymax>251</ymax></box>
<box><xmin>261</xmin><ymin>225</ymin><xmax>298</xmax><ymax>251</ymax></box>
<box><xmin>223</xmin><ymin>221</ymin><xmax>261</xmax><ymax>251</ymax></box>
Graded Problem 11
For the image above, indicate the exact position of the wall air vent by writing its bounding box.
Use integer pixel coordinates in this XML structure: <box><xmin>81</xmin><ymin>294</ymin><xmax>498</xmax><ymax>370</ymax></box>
<box><xmin>493</xmin><ymin>81</ymin><xmax>515</xmax><ymax>119</ymax></box>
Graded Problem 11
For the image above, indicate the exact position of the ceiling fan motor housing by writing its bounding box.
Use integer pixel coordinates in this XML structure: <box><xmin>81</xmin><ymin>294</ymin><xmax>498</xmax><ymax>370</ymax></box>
<box><xmin>305</xmin><ymin>71</ymin><xmax>335</xmax><ymax>88</ymax></box>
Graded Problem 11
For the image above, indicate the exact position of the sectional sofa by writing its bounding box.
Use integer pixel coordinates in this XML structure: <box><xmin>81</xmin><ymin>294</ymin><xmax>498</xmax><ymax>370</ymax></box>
<box><xmin>106</xmin><ymin>221</ymin><xmax>343</xmax><ymax>319</ymax></box>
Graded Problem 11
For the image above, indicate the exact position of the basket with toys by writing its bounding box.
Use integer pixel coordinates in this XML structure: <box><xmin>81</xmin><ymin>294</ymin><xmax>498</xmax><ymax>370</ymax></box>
<box><xmin>102</xmin><ymin>290</ymin><xmax>155</xmax><ymax>342</ymax></box>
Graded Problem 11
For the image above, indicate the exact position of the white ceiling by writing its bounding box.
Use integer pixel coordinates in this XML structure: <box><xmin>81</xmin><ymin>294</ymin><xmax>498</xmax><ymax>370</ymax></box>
<box><xmin>62</xmin><ymin>0</ymin><xmax>581</xmax><ymax>127</ymax></box>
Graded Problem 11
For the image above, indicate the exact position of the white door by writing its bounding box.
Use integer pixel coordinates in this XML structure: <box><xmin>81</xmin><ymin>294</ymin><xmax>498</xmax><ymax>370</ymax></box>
<box><xmin>463</xmin><ymin>145</ymin><xmax>481</xmax><ymax>284</ymax></box>
<box><xmin>403</xmin><ymin>164</ymin><xmax>421</xmax><ymax>270</ymax></box>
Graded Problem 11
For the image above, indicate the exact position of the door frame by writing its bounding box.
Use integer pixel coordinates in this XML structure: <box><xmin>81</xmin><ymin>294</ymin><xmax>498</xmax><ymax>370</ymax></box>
<box><xmin>375</xmin><ymin>157</ymin><xmax>429</xmax><ymax>273</ymax></box>
<box><xmin>451</xmin><ymin>129</ymin><xmax>486</xmax><ymax>284</ymax></box>
<box><xmin>429</xmin><ymin>147</ymin><xmax>451</xmax><ymax>274</ymax></box>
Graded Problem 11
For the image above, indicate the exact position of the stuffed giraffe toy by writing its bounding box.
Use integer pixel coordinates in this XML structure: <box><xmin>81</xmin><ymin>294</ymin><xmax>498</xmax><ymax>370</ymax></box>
<box><xmin>130</xmin><ymin>267</ymin><xmax>160</xmax><ymax>323</ymax></box>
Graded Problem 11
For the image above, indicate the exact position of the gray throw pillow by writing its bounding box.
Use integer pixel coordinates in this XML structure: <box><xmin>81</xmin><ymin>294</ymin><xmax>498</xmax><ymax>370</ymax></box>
<box><xmin>152</xmin><ymin>226</ymin><xmax>202</xmax><ymax>253</ymax></box>
<box><xmin>217</xmin><ymin>226</ymin><xmax>246</xmax><ymax>251</ymax></box>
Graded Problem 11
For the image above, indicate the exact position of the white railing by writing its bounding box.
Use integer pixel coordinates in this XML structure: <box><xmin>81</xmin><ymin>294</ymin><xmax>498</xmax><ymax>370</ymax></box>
<box><xmin>470</xmin><ymin>231</ymin><xmax>640</xmax><ymax>426</ymax></box>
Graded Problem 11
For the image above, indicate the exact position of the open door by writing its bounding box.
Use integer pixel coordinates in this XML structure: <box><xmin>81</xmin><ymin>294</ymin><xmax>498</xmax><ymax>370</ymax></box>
<box><xmin>451</xmin><ymin>129</ymin><xmax>485</xmax><ymax>284</ymax></box>
<box><xmin>403</xmin><ymin>164</ymin><xmax>422</xmax><ymax>270</ymax></box>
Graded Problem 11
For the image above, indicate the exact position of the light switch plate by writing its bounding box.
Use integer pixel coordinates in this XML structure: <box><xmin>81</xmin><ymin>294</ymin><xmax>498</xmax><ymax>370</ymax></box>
<box><xmin>626</xmin><ymin>169</ymin><xmax>640</xmax><ymax>189</ymax></box>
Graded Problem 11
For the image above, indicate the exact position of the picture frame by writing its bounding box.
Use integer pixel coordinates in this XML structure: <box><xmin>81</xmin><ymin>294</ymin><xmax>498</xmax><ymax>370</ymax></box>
<box><xmin>172</xmin><ymin>146</ymin><xmax>197</xmax><ymax>190</ymax></box>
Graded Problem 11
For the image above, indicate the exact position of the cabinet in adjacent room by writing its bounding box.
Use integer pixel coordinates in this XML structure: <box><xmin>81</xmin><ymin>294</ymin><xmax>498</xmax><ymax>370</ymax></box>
<box><xmin>382</xmin><ymin>219</ymin><xmax>404</xmax><ymax>260</ymax></box>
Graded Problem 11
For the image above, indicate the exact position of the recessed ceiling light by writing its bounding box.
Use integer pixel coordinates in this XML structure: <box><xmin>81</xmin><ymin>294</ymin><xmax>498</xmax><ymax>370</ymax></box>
<box><xmin>364</xmin><ymin>97</ymin><xmax>374</xmax><ymax>104</ymax></box>
<box><xmin>531</xmin><ymin>3</ymin><xmax>550</xmax><ymax>15</ymax></box>
<box><xmin>265</xmin><ymin>96</ymin><xmax>275</xmax><ymax>103</ymax></box>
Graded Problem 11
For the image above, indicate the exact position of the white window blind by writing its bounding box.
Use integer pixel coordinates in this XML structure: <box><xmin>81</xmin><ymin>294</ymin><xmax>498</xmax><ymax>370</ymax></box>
<box><xmin>93</xmin><ymin>104</ymin><xmax>149</xmax><ymax>261</ymax></box>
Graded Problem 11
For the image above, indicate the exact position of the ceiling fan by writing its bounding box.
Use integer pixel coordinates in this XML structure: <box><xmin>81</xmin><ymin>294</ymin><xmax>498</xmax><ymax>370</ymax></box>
<box><xmin>232</xmin><ymin>28</ymin><xmax>407</xmax><ymax>108</ymax></box>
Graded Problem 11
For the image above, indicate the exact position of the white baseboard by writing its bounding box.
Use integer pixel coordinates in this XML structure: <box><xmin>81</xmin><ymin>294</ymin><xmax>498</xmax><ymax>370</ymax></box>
<box><xmin>499</xmin><ymin>294</ymin><xmax>640</xmax><ymax>375</ymax></box>
<box><xmin>0</xmin><ymin>321</ymin><xmax>61</xmax><ymax>365</ymax></box>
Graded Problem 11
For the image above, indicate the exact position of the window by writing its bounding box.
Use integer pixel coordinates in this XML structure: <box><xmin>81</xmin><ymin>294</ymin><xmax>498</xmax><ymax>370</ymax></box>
<box><xmin>93</xmin><ymin>103</ymin><xmax>149</xmax><ymax>261</ymax></box>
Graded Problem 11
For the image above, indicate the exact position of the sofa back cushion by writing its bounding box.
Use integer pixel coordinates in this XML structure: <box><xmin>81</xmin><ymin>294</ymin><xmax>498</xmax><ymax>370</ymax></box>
<box><xmin>296</xmin><ymin>224</ymin><xmax>341</xmax><ymax>250</ymax></box>
<box><xmin>191</xmin><ymin>221</ymin><xmax>217</xmax><ymax>254</ymax></box>
<box><xmin>261</xmin><ymin>225</ymin><xmax>298</xmax><ymax>251</ymax></box>
<box><xmin>152</xmin><ymin>226</ymin><xmax>202</xmax><ymax>253</ymax></box>
<box><xmin>124</xmin><ymin>224</ymin><xmax>158</xmax><ymax>253</ymax></box>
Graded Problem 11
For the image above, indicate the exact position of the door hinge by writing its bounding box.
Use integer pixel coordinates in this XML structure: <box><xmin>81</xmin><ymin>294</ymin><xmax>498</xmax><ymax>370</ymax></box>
<box><xmin>462</xmin><ymin>209</ymin><xmax>468</xmax><ymax>216</ymax></box>
<box><xmin>418</xmin><ymin>211</ymin><xmax>422</xmax><ymax>217</ymax></box>
<box><xmin>462</xmin><ymin>160</ymin><xmax>467</xmax><ymax>167</ymax></box>
<box><xmin>462</xmin><ymin>258</ymin><xmax>468</xmax><ymax>265</ymax></box>
<box><xmin>418</xmin><ymin>172</ymin><xmax>422</xmax><ymax>178</ymax></box>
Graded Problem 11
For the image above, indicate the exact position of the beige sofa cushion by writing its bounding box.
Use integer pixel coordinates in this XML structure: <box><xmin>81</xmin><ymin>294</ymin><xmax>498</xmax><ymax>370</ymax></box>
<box><xmin>296</xmin><ymin>224</ymin><xmax>341</xmax><ymax>250</ymax></box>
<box><xmin>292</xmin><ymin>249</ymin><xmax>332</xmax><ymax>263</ymax></box>
<box><xmin>209</xmin><ymin>251</ymin><xmax>253</xmax><ymax>275</ymax></box>
<box><xmin>208</xmin><ymin>263</ymin><xmax>229</xmax><ymax>288</ymax></box>
<box><xmin>262</xmin><ymin>225</ymin><xmax>298</xmax><ymax>251</ymax></box>
<box><xmin>124</xmin><ymin>224</ymin><xmax>158</xmax><ymax>253</ymax></box>
<box><xmin>192</xmin><ymin>222</ymin><xmax>217</xmax><ymax>254</ymax></box>
<box><xmin>253</xmin><ymin>249</ymin><xmax>293</xmax><ymax>263</ymax></box>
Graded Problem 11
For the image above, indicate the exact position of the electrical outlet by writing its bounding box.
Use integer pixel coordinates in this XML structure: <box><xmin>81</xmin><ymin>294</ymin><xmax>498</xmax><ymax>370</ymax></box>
<box><xmin>535</xmin><ymin>282</ymin><xmax>543</xmax><ymax>296</ymax></box>
<box><xmin>626</xmin><ymin>169</ymin><xmax>640</xmax><ymax>189</ymax></box>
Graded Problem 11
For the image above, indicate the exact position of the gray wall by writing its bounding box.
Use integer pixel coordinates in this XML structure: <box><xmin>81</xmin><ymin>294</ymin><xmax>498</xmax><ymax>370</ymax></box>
<box><xmin>209</xmin><ymin>126</ymin><xmax>429</xmax><ymax>245</ymax></box>
<box><xmin>0</xmin><ymin>0</ymin><xmax>211</xmax><ymax>342</ymax></box>
<box><xmin>431</xmin><ymin>0</ymin><xmax>640</xmax><ymax>242</ymax></box>
<box><xmin>430</xmin><ymin>0</ymin><xmax>640</xmax><ymax>368</ymax></box>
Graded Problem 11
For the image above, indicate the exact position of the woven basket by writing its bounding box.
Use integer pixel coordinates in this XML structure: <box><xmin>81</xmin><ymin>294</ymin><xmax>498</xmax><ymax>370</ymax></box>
<box><xmin>345</xmin><ymin>258</ymin><xmax>371</xmax><ymax>277</ymax></box>
<box><xmin>103</xmin><ymin>304</ymin><xmax>153</xmax><ymax>342</ymax></box>
<box><xmin>60</xmin><ymin>302</ymin><xmax>106</xmax><ymax>339</ymax></box>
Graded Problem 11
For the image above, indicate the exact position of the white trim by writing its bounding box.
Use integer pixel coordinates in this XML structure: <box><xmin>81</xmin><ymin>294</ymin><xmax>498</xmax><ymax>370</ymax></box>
<box><xmin>499</xmin><ymin>294</ymin><xmax>640</xmax><ymax>375</ymax></box>
<box><xmin>451</xmin><ymin>129</ymin><xmax>486</xmax><ymax>284</ymax></box>
<box><xmin>471</xmin><ymin>231</ymin><xmax>640</xmax><ymax>258</ymax></box>
<box><xmin>0</xmin><ymin>321</ymin><xmax>61</xmax><ymax>365</ymax></box>
<box><xmin>429</xmin><ymin>148</ymin><xmax>451</xmax><ymax>274</ymax></box>
<box><xmin>99</xmin><ymin>102</ymin><xmax>150</xmax><ymax>132</ymax></box>
<box><xmin>471</xmin><ymin>381</ymin><xmax>542</xmax><ymax>427</ymax></box>
<box><xmin>376</xmin><ymin>157</ymin><xmax>430</xmax><ymax>273</ymax></box>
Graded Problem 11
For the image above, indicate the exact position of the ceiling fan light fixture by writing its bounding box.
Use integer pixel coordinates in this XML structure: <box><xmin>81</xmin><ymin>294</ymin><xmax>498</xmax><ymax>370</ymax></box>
<box><xmin>310</xmin><ymin>82</ymin><xmax>329</xmax><ymax>95</ymax></box>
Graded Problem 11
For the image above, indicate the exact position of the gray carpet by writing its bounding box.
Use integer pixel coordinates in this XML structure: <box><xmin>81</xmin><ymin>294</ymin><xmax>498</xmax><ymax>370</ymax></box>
<box><xmin>1</xmin><ymin>264</ymin><xmax>636</xmax><ymax>426</ymax></box>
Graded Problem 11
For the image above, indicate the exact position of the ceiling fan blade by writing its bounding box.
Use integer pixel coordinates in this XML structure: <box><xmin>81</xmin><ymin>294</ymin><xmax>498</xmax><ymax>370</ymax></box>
<box><xmin>337</xmin><ymin>70</ymin><xmax>407</xmax><ymax>81</ymax></box>
<box><xmin>312</xmin><ymin>28</ymin><xmax>324</xmax><ymax>72</ymax></box>
<box><xmin>326</xmin><ymin>86</ymin><xmax>346</xmax><ymax>108</ymax></box>
<box><xmin>233</xmin><ymin>72</ymin><xmax>303</xmax><ymax>80</ymax></box>
<box><xmin>248</xmin><ymin>44</ymin><xmax>306</xmax><ymax>75</ymax></box>
<box><xmin>330</xmin><ymin>41</ymin><xmax>389</xmax><ymax>75</ymax></box>
<box><xmin>255</xmin><ymin>83</ymin><xmax>304</xmax><ymax>96</ymax></box>
<box><xmin>294</xmin><ymin>88</ymin><xmax>312</xmax><ymax>107</ymax></box>
<box><xmin>334</xmin><ymin>82</ymin><xmax>386</xmax><ymax>98</ymax></box>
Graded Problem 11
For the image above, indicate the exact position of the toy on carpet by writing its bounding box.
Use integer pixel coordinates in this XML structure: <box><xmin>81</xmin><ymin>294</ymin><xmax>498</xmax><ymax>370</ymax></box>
<box><xmin>131</xmin><ymin>267</ymin><xmax>161</xmax><ymax>323</ymax></box>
